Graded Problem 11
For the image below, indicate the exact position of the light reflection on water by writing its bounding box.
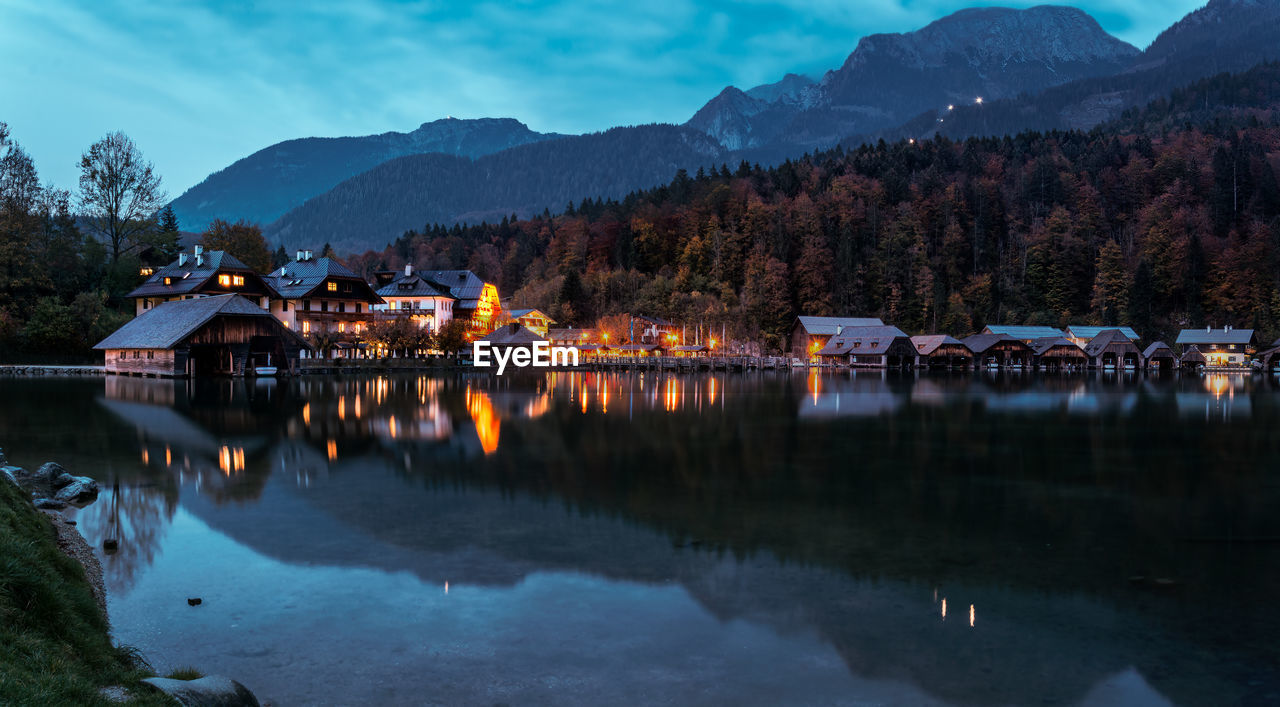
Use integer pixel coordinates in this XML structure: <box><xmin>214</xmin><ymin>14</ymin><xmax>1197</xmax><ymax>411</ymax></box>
<box><xmin>2</xmin><ymin>371</ymin><xmax>1278</xmax><ymax>705</ymax></box>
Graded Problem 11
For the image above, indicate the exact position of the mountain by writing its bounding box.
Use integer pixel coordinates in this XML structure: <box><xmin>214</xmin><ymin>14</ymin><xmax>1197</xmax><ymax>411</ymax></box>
<box><xmin>685</xmin><ymin>5</ymin><xmax>1138</xmax><ymax>151</ymax></box>
<box><xmin>266</xmin><ymin>125</ymin><xmax>724</xmax><ymax>253</ymax></box>
<box><xmin>887</xmin><ymin>0</ymin><xmax>1280</xmax><ymax>143</ymax></box>
<box><xmin>167</xmin><ymin>117</ymin><xmax>562</xmax><ymax>231</ymax></box>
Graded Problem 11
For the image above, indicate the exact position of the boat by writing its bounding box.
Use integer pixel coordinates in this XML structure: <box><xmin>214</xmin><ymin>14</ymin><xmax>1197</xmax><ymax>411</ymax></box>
<box><xmin>254</xmin><ymin>353</ymin><xmax>278</xmax><ymax>377</ymax></box>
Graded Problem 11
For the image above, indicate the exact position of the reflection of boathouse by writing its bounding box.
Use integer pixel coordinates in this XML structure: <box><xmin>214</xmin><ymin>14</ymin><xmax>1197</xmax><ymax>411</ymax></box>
<box><xmin>95</xmin><ymin>294</ymin><xmax>310</xmax><ymax>377</ymax></box>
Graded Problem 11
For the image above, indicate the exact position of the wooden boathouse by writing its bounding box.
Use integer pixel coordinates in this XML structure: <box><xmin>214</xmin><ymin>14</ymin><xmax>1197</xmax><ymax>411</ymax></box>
<box><xmin>910</xmin><ymin>335</ymin><xmax>973</xmax><ymax>369</ymax></box>
<box><xmin>1029</xmin><ymin>337</ymin><xmax>1088</xmax><ymax>370</ymax></box>
<box><xmin>94</xmin><ymin>294</ymin><xmax>310</xmax><ymax>377</ymax></box>
<box><xmin>1142</xmin><ymin>342</ymin><xmax>1177</xmax><ymax>371</ymax></box>
<box><xmin>962</xmin><ymin>334</ymin><xmax>1033</xmax><ymax>368</ymax></box>
<box><xmin>1084</xmin><ymin>329</ymin><xmax>1142</xmax><ymax>369</ymax></box>
<box><xmin>816</xmin><ymin>325</ymin><xmax>915</xmax><ymax>368</ymax></box>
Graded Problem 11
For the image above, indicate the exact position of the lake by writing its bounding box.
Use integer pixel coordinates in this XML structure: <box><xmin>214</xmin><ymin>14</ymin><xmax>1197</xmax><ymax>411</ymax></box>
<box><xmin>2</xmin><ymin>371</ymin><xmax>1278</xmax><ymax>705</ymax></box>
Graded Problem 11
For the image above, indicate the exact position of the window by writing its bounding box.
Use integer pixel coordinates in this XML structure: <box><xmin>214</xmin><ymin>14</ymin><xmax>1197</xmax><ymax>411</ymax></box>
<box><xmin>356</xmin><ymin>303</ymin><xmax>362</xmax><ymax>314</ymax></box>
<box><xmin>327</xmin><ymin>281</ymin><xmax>338</xmax><ymax>292</ymax></box>
<box><xmin>163</xmin><ymin>277</ymin><xmax>172</xmax><ymax>286</ymax></box>
<box><xmin>302</xmin><ymin>321</ymin><xmax>311</xmax><ymax>334</ymax></box>
<box><xmin>233</xmin><ymin>275</ymin><xmax>245</xmax><ymax>286</ymax></box>
<box><xmin>140</xmin><ymin>267</ymin><xmax>154</xmax><ymax>277</ymax></box>
<box><xmin>133</xmin><ymin>351</ymin><xmax>139</xmax><ymax>359</ymax></box>
<box><xmin>143</xmin><ymin>299</ymin><xmax>151</xmax><ymax>310</ymax></box>
<box><xmin>147</xmin><ymin>350</ymin><xmax>155</xmax><ymax>359</ymax></box>
<box><xmin>338</xmin><ymin>322</ymin><xmax>346</xmax><ymax>333</ymax></box>
<box><xmin>303</xmin><ymin>300</ymin><xmax>311</xmax><ymax>311</ymax></box>
<box><xmin>218</xmin><ymin>274</ymin><xmax>231</xmax><ymax>287</ymax></box>
<box><xmin>338</xmin><ymin>302</ymin><xmax>346</xmax><ymax>313</ymax></box>
<box><xmin>321</xmin><ymin>301</ymin><xmax>329</xmax><ymax>312</ymax></box>
<box><xmin>118</xmin><ymin>351</ymin><xmax>125</xmax><ymax>359</ymax></box>
<box><xmin>282</xmin><ymin>301</ymin><xmax>289</xmax><ymax>312</ymax></box>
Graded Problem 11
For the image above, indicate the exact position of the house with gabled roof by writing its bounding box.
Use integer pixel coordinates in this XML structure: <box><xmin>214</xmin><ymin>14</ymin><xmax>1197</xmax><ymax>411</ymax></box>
<box><xmin>963</xmin><ymin>334</ymin><xmax>1034</xmax><ymax>368</ymax></box>
<box><xmin>1065</xmin><ymin>324</ymin><xmax>1139</xmax><ymax>347</ymax></box>
<box><xmin>127</xmin><ymin>245</ymin><xmax>277</xmax><ymax>316</ymax></box>
<box><xmin>1142</xmin><ymin>342</ymin><xmax>1177</xmax><ymax>372</ymax></box>
<box><xmin>911</xmin><ymin>335</ymin><xmax>973</xmax><ymax>369</ymax></box>
<box><xmin>1174</xmin><ymin>326</ymin><xmax>1258</xmax><ymax>367</ymax></box>
<box><xmin>815</xmin><ymin>325</ymin><xmax>914</xmax><ymax>368</ymax></box>
<box><xmin>94</xmin><ymin>294</ymin><xmax>310</xmax><ymax>377</ymax></box>
<box><xmin>371</xmin><ymin>264</ymin><xmax>457</xmax><ymax>333</ymax></box>
<box><xmin>790</xmin><ymin>316</ymin><xmax>885</xmax><ymax>360</ymax></box>
<box><xmin>1028</xmin><ymin>337</ymin><xmax>1088</xmax><ymax>370</ymax></box>
<box><xmin>1083</xmin><ymin>329</ymin><xmax>1143</xmax><ymax>369</ymax></box>
<box><xmin>264</xmin><ymin>251</ymin><xmax>383</xmax><ymax>342</ymax></box>
<box><xmin>503</xmin><ymin>308</ymin><xmax>556</xmax><ymax>336</ymax></box>
<box><xmin>409</xmin><ymin>269</ymin><xmax>502</xmax><ymax>335</ymax></box>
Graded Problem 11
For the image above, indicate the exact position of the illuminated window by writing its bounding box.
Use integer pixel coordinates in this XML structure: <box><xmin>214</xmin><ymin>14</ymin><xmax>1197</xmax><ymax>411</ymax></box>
<box><xmin>140</xmin><ymin>267</ymin><xmax>154</xmax><ymax>277</ymax></box>
<box><xmin>283</xmin><ymin>321</ymin><xmax>290</xmax><ymax>328</ymax></box>
<box><xmin>338</xmin><ymin>322</ymin><xmax>346</xmax><ymax>333</ymax></box>
<box><xmin>233</xmin><ymin>275</ymin><xmax>245</xmax><ymax>286</ymax></box>
<box><xmin>218</xmin><ymin>274</ymin><xmax>231</xmax><ymax>287</ymax></box>
<box><xmin>302</xmin><ymin>321</ymin><xmax>311</xmax><ymax>334</ymax></box>
<box><xmin>163</xmin><ymin>277</ymin><xmax>172</xmax><ymax>286</ymax></box>
<box><xmin>327</xmin><ymin>281</ymin><xmax>338</xmax><ymax>292</ymax></box>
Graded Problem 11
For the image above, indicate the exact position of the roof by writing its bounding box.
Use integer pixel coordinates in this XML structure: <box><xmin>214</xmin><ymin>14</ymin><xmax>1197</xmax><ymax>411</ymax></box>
<box><xmin>94</xmin><ymin>295</ymin><xmax>305</xmax><ymax>350</ymax></box>
<box><xmin>633</xmin><ymin>315</ymin><xmax>675</xmax><ymax>327</ymax></box>
<box><xmin>1175</xmin><ymin>328</ymin><xmax>1256</xmax><ymax>345</ymax></box>
<box><xmin>1066</xmin><ymin>325</ymin><xmax>1139</xmax><ymax>341</ymax></box>
<box><xmin>670</xmin><ymin>345</ymin><xmax>708</xmax><ymax>352</ymax></box>
<box><xmin>374</xmin><ymin>272</ymin><xmax>455</xmax><ymax>300</ymax></box>
<box><xmin>267</xmin><ymin>257</ymin><xmax>380</xmax><ymax>301</ymax></box>
<box><xmin>507</xmin><ymin>308</ymin><xmax>553</xmax><ymax>320</ymax></box>
<box><xmin>961</xmin><ymin>334</ymin><xmax>1029</xmax><ymax>354</ymax></box>
<box><xmin>547</xmin><ymin>328</ymin><xmax>597</xmax><ymax>341</ymax></box>
<box><xmin>817</xmin><ymin>325</ymin><xmax>910</xmax><ymax>356</ymax></box>
<box><xmin>1142</xmin><ymin>341</ymin><xmax>1174</xmax><ymax>358</ymax></box>
<box><xmin>1084</xmin><ymin>329</ymin><xmax>1142</xmax><ymax>357</ymax></box>
<box><xmin>616</xmin><ymin>344</ymin><xmax>660</xmax><ymax>352</ymax></box>
<box><xmin>1028</xmin><ymin>337</ymin><xmax>1084</xmax><ymax>356</ymax></box>
<box><xmin>480</xmin><ymin>323</ymin><xmax>545</xmax><ymax>345</ymax></box>
<box><xmin>414</xmin><ymin>270</ymin><xmax>490</xmax><ymax>307</ymax></box>
<box><xmin>981</xmin><ymin>324</ymin><xmax>1065</xmax><ymax>340</ymax></box>
<box><xmin>795</xmin><ymin>316</ymin><xmax>885</xmax><ymax>336</ymax></box>
<box><xmin>1180</xmin><ymin>345</ymin><xmax>1206</xmax><ymax>361</ymax></box>
<box><xmin>127</xmin><ymin>250</ymin><xmax>259</xmax><ymax>298</ymax></box>
<box><xmin>910</xmin><ymin>335</ymin><xmax>968</xmax><ymax>356</ymax></box>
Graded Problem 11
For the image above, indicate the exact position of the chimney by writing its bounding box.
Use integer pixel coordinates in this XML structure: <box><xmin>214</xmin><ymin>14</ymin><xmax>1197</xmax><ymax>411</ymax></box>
<box><xmin>305</xmin><ymin>250</ymin><xmax>313</xmax><ymax>261</ymax></box>
<box><xmin>404</xmin><ymin>263</ymin><xmax>413</xmax><ymax>277</ymax></box>
<box><xmin>836</xmin><ymin>325</ymin><xmax>843</xmax><ymax>335</ymax></box>
<box><xmin>296</xmin><ymin>250</ymin><xmax>305</xmax><ymax>262</ymax></box>
<box><xmin>194</xmin><ymin>244</ymin><xmax>204</xmax><ymax>267</ymax></box>
<box><xmin>178</xmin><ymin>253</ymin><xmax>188</xmax><ymax>266</ymax></box>
<box><xmin>194</xmin><ymin>245</ymin><xmax>203</xmax><ymax>256</ymax></box>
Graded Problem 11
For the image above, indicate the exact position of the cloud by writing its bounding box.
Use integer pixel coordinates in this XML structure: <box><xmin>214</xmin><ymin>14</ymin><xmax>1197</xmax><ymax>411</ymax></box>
<box><xmin>0</xmin><ymin>0</ymin><xmax>1200</xmax><ymax>197</ymax></box>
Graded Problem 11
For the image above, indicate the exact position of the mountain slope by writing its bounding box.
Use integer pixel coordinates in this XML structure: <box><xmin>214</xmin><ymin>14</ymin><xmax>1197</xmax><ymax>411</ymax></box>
<box><xmin>889</xmin><ymin>0</ymin><xmax>1280</xmax><ymax>142</ymax></box>
<box><xmin>686</xmin><ymin>5</ymin><xmax>1138</xmax><ymax>151</ymax></box>
<box><xmin>266</xmin><ymin>125</ymin><xmax>724</xmax><ymax>252</ymax></box>
<box><xmin>167</xmin><ymin>117</ymin><xmax>561</xmax><ymax>231</ymax></box>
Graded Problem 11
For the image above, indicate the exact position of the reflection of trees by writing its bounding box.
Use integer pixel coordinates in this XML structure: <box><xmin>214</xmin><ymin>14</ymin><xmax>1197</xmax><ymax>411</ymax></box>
<box><xmin>74</xmin><ymin>482</ymin><xmax>176</xmax><ymax>594</ymax></box>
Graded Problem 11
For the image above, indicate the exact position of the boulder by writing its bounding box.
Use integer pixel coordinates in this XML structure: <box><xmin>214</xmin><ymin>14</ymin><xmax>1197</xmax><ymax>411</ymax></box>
<box><xmin>140</xmin><ymin>676</ymin><xmax>260</xmax><ymax>707</ymax></box>
<box><xmin>53</xmin><ymin>477</ymin><xmax>99</xmax><ymax>505</ymax></box>
<box><xmin>34</xmin><ymin>498</ymin><xmax>68</xmax><ymax>510</ymax></box>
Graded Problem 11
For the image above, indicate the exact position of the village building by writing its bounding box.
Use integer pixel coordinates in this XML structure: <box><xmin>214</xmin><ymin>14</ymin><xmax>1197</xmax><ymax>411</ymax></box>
<box><xmin>1174</xmin><ymin>327</ymin><xmax>1259</xmax><ymax>367</ymax></box>
<box><xmin>790</xmin><ymin>316</ymin><xmax>886</xmax><ymax>361</ymax></box>
<box><xmin>979</xmin><ymin>325</ymin><xmax>1066</xmax><ymax>343</ymax></box>
<box><xmin>265</xmin><ymin>252</ymin><xmax>383</xmax><ymax>347</ymax></box>
<box><xmin>370</xmin><ymin>264</ymin><xmax>457</xmax><ymax>333</ymax></box>
<box><xmin>962</xmin><ymin>334</ymin><xmax>1034</xmax><ymax>368</ymax></box>
<box><xmin>1254</xmin><ymin>338</ymin><xmax>1280</xmax><ymax>371</ymax></box>
<box><xmin>615</xmin><ymin>343</ymin><xmax>663</xmax><ymax>357</ymax></box>
<box><xmin>1064</xmin><ymin>325</ymin><xmax>1139</xmax><ymax>347</ymax></box>
<box><xmin>816</xmin><ymin>325</ymin><xmax>915</xmax><ymax>368</ymax></box>
<box><xmin>1142</xmin><ymin>342</ymin><xmax>1177</xmax><ymax>371</ymax></box>
<box><xmin>548</xmin><ymin>328</ymin><xmax>599</xmax><ymax>347</ymax></box>
<box><xmin>94</xmin><ymin>294</ymin><xmax>310</xmax><ymax>377</ymax></box>
<box><xmin>1029</xmin><ymin>337</ymin><xmax>1088</xmax><ymax>370</ymax></box>
<box><xmin>633</xmin><ymin>315</ymin><xmax>678</xmax><ymax>346</ymax></box>
<box><xmin>1180</xmin><ymin>345</ymin><xmax>1207</xmax><ymax>370</ymax></box>
<box><xmin>1084</xmin><ymin>329</ymin><xmax>1143</xmax><ymax>369</ymax></box>
<box><xmin>670</xmin><ymin>345</ymin><xmax>709</xmax><ymax>358</ymax></box>
<box><xmin>478</xmin><ymin>322</ymin><xmax>546</xmax><ymax>351</ymax></box>
<box><xmin>502</xmin><ymin>308</ymin><xmax>556</xmax><ymax>336</ymax></box>
<box><xmin>127</xmin><ymin>246</ymin><xmax>277</xmax><ymax>316</ymax></box>
<box><xmin>910</xmin><ymin>335</ymin><xmax>973</xmax><ymax>369</ymax></box>
<box><xmin>407</xmin><ymin>270</ymin><xmax>502</xmax><ymax>336</ymax></box>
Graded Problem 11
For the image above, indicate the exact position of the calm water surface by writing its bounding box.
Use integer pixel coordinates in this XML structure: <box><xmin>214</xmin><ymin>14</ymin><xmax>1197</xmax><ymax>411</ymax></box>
<box><xmin>2</xmin><ymin>371</ymin><xmax>1278</xmax><ymax>706</ymax></box>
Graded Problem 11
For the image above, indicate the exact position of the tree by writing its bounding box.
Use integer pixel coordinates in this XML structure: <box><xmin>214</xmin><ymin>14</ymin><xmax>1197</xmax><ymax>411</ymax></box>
<box><xmin>435</xmin><ymin>320</ymin><xmax>469</xmax><ymax>358</ymax></box>
<box><xmin>77</xmin><ymin>131</ymin><xmax>167</xmax><ymax>262</ymax></box>
<box><xmin>321</xmin><ymin>242</ymin><xmax>336</xmax><ymax>259</ymax></box>
<box><xmin>146</xmin><ymin>205</ymin><xmax>181</xmax><ymax>265</ymax></box>
<box><xmin>199</xmin><ymin>219</ymin><xmax>272</xmax><ymax>273</ymax></box>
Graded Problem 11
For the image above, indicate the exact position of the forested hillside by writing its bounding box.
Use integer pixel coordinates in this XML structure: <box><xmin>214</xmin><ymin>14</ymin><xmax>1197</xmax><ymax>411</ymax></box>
<box><xmin>342</xmin><ymin>64</ymin><xmax>1280</xmax><ymax>351</ymax></box>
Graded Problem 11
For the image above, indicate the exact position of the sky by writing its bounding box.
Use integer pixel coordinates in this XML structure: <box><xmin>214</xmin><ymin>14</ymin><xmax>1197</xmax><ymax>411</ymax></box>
<box><xmin>2</xmin><ymin>0</ymin><xmax>1204</xmax><ymax>197</ymax></box>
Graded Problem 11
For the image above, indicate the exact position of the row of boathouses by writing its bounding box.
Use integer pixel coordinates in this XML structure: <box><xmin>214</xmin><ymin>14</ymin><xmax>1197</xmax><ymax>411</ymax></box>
<box><xmin>792</xmin><ymin>317</ymin><xmax>1270</xmax><ymax>371</ymax></box>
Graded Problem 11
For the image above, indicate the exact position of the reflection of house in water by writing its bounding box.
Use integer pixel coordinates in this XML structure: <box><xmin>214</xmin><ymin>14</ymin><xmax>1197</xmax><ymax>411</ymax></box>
<box><xmin>1176</xmin><ymin>374</ymin><xmax>1252</xmax><ymax>421</ymax></box>
<box><xmin>798</xmin><ymin>373</ymin><xmax>904</xmax><ymax>418</ymax></box>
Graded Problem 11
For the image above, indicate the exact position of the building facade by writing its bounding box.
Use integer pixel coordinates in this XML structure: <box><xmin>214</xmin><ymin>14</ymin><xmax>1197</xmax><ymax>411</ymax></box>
<box><xmin>265</xmin><ymin>252</ymin><xmax>384</xmax><ymax>343</ymax></box>
<box><xmin>371</xmin><ymin>264</ymin><xmax>457</xmax><ymax>333</ymax></box>
<box><xmin>127</xmin><ymin>246</ymin><xmax>276</xmax><ymax>316</ymax></box>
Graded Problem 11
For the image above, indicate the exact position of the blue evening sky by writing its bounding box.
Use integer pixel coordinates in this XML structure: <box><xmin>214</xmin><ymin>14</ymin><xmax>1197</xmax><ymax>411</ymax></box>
<box><xmin>2</xmin><ymin>0</ymin><xmax>1202</xmax><ymax>196</ymax></box>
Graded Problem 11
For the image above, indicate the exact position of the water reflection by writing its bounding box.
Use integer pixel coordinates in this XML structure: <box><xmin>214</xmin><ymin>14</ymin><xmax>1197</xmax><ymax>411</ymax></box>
<box><xmin>1</xmin><ymin>371</ymin><xmax>1275</xmax><ymax>704</ymax></box>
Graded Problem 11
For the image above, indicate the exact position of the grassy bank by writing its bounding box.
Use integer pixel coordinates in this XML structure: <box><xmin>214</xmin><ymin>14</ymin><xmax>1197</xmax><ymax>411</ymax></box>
<box><xmin>0</xmin><ymin>479</ymin><xmax>170</xmax><ymax>705</ymax></box>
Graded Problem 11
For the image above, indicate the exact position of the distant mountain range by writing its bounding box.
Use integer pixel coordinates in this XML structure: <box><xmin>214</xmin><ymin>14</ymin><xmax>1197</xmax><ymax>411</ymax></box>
<box><xmin>168</xmin><ymin>117</ymin><xmax>561</xmax><ymax>229</ymax></box>
<box><xmin>164</xmin><ymin>0</ymin><xmax>1280</xmax><ymax>253</ymax></box>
